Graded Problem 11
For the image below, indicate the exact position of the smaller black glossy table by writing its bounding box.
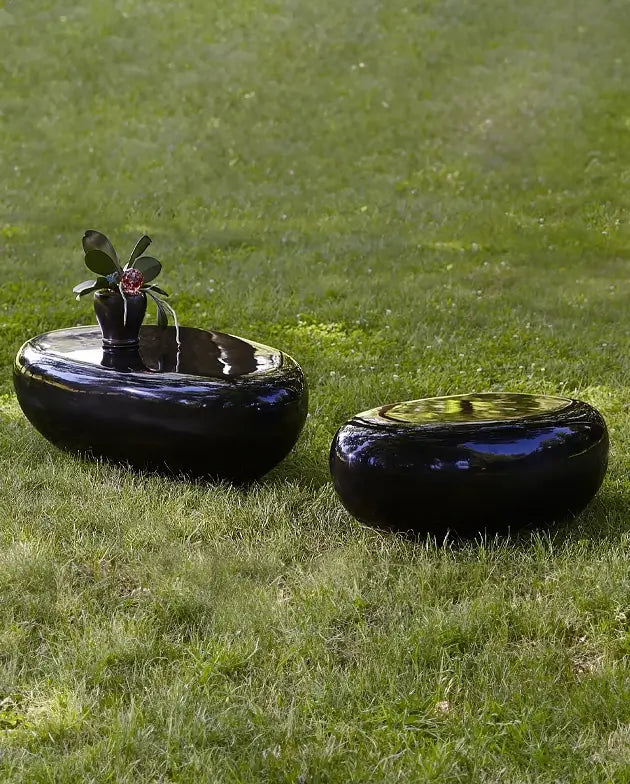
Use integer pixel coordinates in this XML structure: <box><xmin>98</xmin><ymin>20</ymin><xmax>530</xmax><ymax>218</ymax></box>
<box><xmin>14</xmin><ymin>326</ymin><xmax>308</xmax><ymax>481</ymax></box>
<box><xmin>330</xmin><ymin>393</ymin><xmax>608</xmax><ymax>538</ymax></box>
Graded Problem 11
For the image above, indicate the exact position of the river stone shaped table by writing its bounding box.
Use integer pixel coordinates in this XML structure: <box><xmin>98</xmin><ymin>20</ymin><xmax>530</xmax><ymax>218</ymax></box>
<box><xmin>329</xmin><ymin>392</ymin><xmax>608</xmax><ymax>538</ymax></box>
<box><xmin>14</xmin><ymin>325</ymin><xmax>308</xmax><ymax>481</ymax></box>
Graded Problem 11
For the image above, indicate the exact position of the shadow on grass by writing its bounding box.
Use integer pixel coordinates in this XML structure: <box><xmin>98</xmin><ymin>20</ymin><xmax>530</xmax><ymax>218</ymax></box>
<box><xmin>115</xmin><ymin>459</ymin><xmax>628</xmax><ymax>550</ymax></box>
<box><xmin>16</xmin><ymin>426</ymin><xmax>629</xmax><ymax>551</ymax></box>
<box><xmin>61</xmin><ymin>441</ymin><xmax>331</xmax><ymax>497</ymax></box>
<box><xmin>549</xmin><ymin>489</ymin><xmax>630</xmax><ymax>544</ymax></box>
<box><xmin>262</xmin><ymin>448</ymin><xmax>330</xmax><ymax>490</ymax></box>
<box><xmin>345</xmin><ymin>486</ymin><xmax>630</xmax><ymax>553</ymax></box>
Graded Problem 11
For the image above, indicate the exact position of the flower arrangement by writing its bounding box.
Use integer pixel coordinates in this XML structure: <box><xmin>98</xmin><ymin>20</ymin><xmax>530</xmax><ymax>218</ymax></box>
<box><xmin>73</xmin><ymin>230</ymin><xmax>177</xmax><ymax>328</ymax></box>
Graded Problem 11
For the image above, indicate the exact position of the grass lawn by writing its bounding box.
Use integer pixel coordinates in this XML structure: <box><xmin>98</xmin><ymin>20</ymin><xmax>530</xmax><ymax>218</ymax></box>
<box><xmin>2</xmin><ymin>0</ymin><xmax>630</xmax><ymax>780</ymax></box>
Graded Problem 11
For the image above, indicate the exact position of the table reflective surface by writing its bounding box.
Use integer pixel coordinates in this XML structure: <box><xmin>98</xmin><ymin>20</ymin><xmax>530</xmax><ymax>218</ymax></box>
<box><xmin>330</xmin><ymin>393</ymin><xmax>608</xmax><ymax>538</ymax></box>
<box><xmin>15</xmin><ymin>326</ymin><xmax>308</xmax><ymax>480</ymax></box>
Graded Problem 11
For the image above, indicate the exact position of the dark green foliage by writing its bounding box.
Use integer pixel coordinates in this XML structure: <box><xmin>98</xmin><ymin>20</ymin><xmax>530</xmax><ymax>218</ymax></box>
<box><xmin>84</xmin><ymin>248</ymin><xmax>118</xmax><ymax>276</ymax></box>
<box><xmin>144</xmin><ymin>285</ymin><xmax>169</xmax><ymax>297</ymax></box>
<box><xmin>72</xmin><ymin>277</ymin><xmax>109</xmax><ymax>298</ymax></box>
<box><xmin>131</xmin><ymin>256</ymin><xmax>161</xmax><ymax>283</ymax></box>
<box><xmin>147</xmin><ymin>290</ymin><xmax>169</xmax><ymax>328</ymax></box>
<box><xmin>73</xmin><ymin>231</ymin><xmax>175</xmax><ymax>328</ymax></box>
<box><xmin>128</xmin><ymin>235</ymin><xmax>152</xmax><ymax>265</ymax></box>
<box><xmin>82</xmin><ymin>230</ymin><xmax>120</xmax><ymax>269</ymax></box>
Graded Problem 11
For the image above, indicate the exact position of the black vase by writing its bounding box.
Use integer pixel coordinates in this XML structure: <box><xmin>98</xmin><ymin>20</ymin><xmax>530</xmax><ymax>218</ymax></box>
<box><xmin>93</xmin><ymin>290</ymin><xmax>147</xmax><ymax>348</ymax></box>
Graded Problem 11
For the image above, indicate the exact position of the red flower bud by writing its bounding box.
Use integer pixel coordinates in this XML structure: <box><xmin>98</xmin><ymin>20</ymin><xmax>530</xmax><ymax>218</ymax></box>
<box><xmin>120</xmin><ymin>268</ymin><xmax>144</xmax><ymax>295</ymax></box>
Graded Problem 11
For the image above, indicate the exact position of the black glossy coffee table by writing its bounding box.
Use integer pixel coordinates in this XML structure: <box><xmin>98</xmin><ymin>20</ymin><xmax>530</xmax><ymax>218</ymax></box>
<box><xmin>14</xmin><ymin>325</ymin><xmax>308</xmax><ymax>480</ymax></box>
<box><xmin>330</xmin><ymin>392</ymin><xmax>608</xmax><ymax>537</ymax></box>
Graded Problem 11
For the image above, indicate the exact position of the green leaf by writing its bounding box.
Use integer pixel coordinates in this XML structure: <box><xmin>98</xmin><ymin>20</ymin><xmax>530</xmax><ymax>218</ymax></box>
<box><xmin>73</xmin><ymin>279</ymin><xmax>98</xmax><ymax>295</ymax></box>
<box><xmin>148</xmin><ymin>291</ymin><xmax>168</xmax><ymax>328</ymax></box>
<box><xmin>144</xmin><ymin>284</ymin><xmax>169</xmax><ymax>297</ymax></box>
<box><xmin>73</xmin><ymin>277</ymin><xmax>108</xmax><ymax>300</ymax></box>
<box><xmin>128</xmin><ymin>235</ymin><xmax>152</xmax><ymax>267</ymax></box>
<box><xmin>82</xmin><ymin>230</ymin><xmax>120</xmax><ymax>269</ymax></box>
<box><xmin>84</xmin><ymin>249</ymin><xmax>119</xmax><ymax>276</ymax></box>
<box><xmin>75</xmin><ymin>286</ymin><xmax>99</xmax><ymax>301</ymax></box>
<box><xmin>133</xmin><ymin>256</ymin><xmax>162</xmax><ymax>283</ymax></box>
